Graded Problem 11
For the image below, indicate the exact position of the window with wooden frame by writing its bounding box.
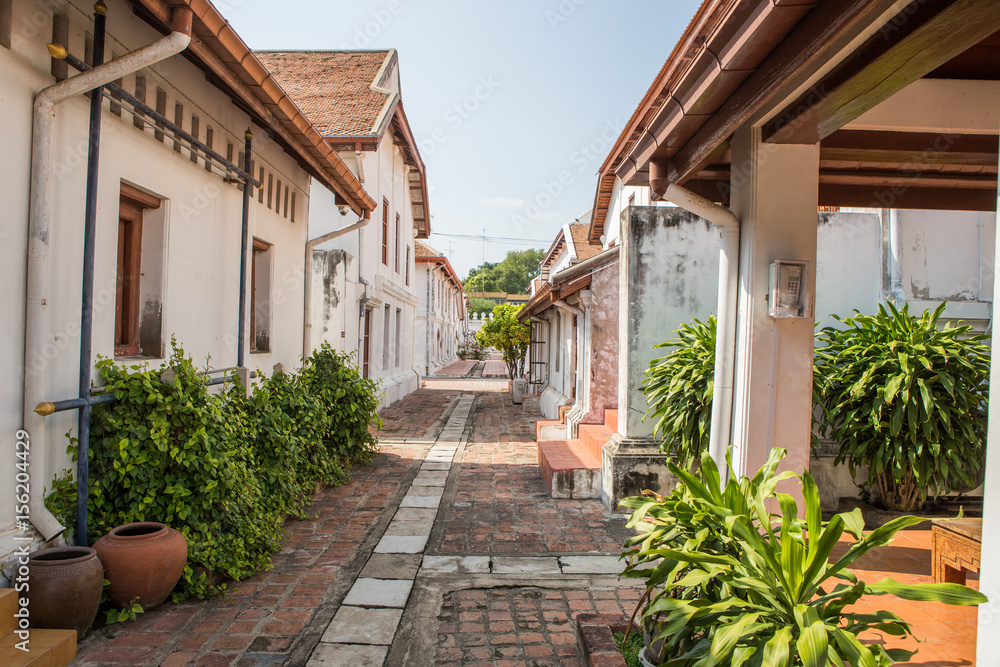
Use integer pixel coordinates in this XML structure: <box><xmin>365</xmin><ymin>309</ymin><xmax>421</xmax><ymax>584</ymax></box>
<box><xmin>362</xmin><ymin>308</ymin><xmax>372</xmax><ymax>378</ymax></box>
<box><xmin>394</xmin><ymin>213</ymin><xmax>400</xmax><ymax>273</ymax></box>
<box><xmin>250</xmin><ymin>238</ymin><xmax>272</xmax><ymax>353</ymax></box>
<box><xmin>115</xmin><ymin>184</ymin><xmax>162</xmax><ymax>358</ymax></box>
<box><xmin>382</xmin><ymin>304</ymin><xmax>391</xmax><ymax>370</ymax></box>
<box><xmin>405</xmin><ymin>246</ymin><xmax>411</xmax><ymax>286</ymax></box>
<box><xmin>381</xmin><ymin>197</ymin><xmax>389</xmax><ymax>265</ymax></box>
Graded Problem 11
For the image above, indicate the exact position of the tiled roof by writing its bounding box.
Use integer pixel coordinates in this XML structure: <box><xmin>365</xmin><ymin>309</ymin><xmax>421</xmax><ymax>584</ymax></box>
<box><xmin>255</xmin><ymin>51</ymin><xmax>393</xmax><ymax>137</ymax></box>
<box><xmin>568</xmin><ymin>223</ymin><xmax>602</xmax><ymax>262</ymax></box>
<box><xmin>414</xmin><ymin>241</ymin><xmax>439</xmax><ymax>259</ymax></box>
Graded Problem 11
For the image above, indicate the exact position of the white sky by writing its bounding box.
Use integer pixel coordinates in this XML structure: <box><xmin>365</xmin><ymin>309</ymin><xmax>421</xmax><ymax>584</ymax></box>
<box><xmin>225</xmin><ymin>0</ymin><xmax>702</xmax><ymax>277</ymax></box>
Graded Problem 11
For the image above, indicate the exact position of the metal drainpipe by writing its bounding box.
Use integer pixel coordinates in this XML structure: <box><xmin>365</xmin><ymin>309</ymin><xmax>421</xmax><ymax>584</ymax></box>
<box><xmin>237</xmin><ymin>130</ymin><xmax>252</xmax><ymax>369</ymax></box>
<box><xmin>650</xmin><ymin>163</ymin><xmax>739</xmax><ymax>481</ymax></box>
<box><xmin>75</xmin><ymin>0</ymin><xmax>108</xmax><ymax>547</ymax></box>
<box><xmin>302</xmin><ymin>214</ymin><xmax>370</xmax><ymax>359</ymax></box>
<box><xmin>23</xmin><ymin>7</ymin><xmax>192</xmax><ymax>542</ymax></box>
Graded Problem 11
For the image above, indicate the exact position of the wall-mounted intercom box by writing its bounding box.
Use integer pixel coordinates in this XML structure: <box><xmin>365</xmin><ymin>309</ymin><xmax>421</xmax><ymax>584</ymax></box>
<box><xmin>768</xmin><ymin>260</ymin><xmax>812</xmax><ymax>319</ymax></box>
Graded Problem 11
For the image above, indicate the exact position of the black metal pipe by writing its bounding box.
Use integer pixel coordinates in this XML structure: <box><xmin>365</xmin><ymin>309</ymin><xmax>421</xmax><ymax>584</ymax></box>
<box><xmin>60</xmin><ymin>51</ymin><xmax>259</xmax><ymax>186</ymax></box>
<box><xmin>237</xmin><ymin>129</ymin><xmax>252</xmax><ymax>368</ymax></box>
<box><xmin>76</xmin><ymin>1</ymin><xmax>107</xmax><ymax>547</ymax></box>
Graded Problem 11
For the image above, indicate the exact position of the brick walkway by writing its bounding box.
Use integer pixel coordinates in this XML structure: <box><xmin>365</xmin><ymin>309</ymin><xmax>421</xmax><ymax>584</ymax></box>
<box><xmin>433</xmin><ymin>360</ymin><xmax>477</xmax><ymax>377</ymax></box>
<box><xmin>68</xmin><ymin>382</ymin><xmax>978</xmax><ymax>666</ymax></box>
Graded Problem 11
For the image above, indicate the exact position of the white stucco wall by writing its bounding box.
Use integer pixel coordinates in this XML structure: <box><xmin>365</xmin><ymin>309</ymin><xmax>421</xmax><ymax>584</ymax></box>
<box><xmin>414</xmin><ymin>260</ymin><xmax>464</xmax><ymax>375</ymax></box>
<box><xmin>308</xmin><ymin>127</ymin><xmax>420</xmax><ymax>407</ymax></box>
<box><xmin>1</xmin><ymin>0</ymin><xmax>314</xmax><ymax>560</ymax></box>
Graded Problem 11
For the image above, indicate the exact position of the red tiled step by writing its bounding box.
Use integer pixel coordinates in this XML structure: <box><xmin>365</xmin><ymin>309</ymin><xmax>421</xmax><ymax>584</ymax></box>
<box><xmin>604</xmin><ymin>409</ymin><xmax>618</xmax><ymax>432</ymax></box>
<box><xmin>535</xmin><ymin>419</ymin><xmax>565</xmax><ymax>441</ymax></box>
<box><xmin>578</xmin><ymin>423</ymin><xmax>614</xmax><ymax>462</ymax></box>
<box><xmin>537</xmin><ymin>439</ymin><xmax>601</xmax><ymax>499</ymax></box>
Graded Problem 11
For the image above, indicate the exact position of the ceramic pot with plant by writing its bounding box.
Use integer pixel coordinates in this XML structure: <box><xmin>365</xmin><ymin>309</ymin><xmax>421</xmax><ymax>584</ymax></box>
<box><xmin>814</xmin><ymin>302</ymin><xmax>990</xmax><ymax>512</ymax></box>
<box><xmin>27</xmin><ymin>546</ymin><xmax>104</xmax><ymax>638</ymax></box>
<box><xmin>93</xmin><ymin>522</ymin><xmax>187</xmax><ymax>610</ymax></box>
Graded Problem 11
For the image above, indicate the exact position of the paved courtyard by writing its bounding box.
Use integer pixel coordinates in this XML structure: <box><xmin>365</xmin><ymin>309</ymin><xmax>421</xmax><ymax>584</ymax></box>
<box><xmin>72</xmin><ymin>381</ymin><xmax>979</xmax><ymax>666</ymax></box>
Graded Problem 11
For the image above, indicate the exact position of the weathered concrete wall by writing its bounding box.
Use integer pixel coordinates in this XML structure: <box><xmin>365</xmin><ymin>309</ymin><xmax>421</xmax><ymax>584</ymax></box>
<box><xmin>617</xmin><ymin>206</ymin><xmax>721</xmax><ymax>438</ymax></box>
<box><xmin>581</xmin><ymin>259</ymin><xmax>619</xmax><ymax>425</ymax></box>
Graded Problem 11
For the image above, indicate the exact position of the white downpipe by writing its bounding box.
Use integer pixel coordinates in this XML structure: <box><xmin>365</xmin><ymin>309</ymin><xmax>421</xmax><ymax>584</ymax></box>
<box><xmin>302</xmin><ymin>216</ymin><xmax>370</xmax><ymax>358</ymax></box>
<box><xmin>23</xmin><ymin>10</ymin><xmax>193</xmax><ymax>541</ymax></box>
<box><xmin>651</xmin><ymin>171</ymin><xmax>740</xmax><ymax>479</ymax></box>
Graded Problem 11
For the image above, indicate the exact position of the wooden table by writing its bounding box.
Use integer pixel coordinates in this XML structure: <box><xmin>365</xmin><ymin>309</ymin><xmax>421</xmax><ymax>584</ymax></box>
<box><xmin>931</xmin><ymin>518</ymin><xmax>982</xmax><ymax>585</ymax></box>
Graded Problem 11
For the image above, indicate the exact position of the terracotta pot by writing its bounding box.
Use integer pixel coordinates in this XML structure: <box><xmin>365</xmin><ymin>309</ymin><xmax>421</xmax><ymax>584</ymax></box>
<box><xmin>27</xmin><ymin>546</ymin><xmax>104</xmax><ymax>638</ymax></box>
<box><xmin>93</xmin><ymin>522</ymin><xmax>187</xmax><ymax>610</ymax></box>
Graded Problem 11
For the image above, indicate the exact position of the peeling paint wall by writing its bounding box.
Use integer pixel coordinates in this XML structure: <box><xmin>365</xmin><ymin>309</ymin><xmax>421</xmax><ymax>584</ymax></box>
<box><xmin>581</xmin><ymin>259</ymin><xmax>619</xmax><ymax>425</ymax></box>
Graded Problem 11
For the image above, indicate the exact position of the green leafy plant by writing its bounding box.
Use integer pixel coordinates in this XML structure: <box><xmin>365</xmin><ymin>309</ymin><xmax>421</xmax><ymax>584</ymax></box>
<box><xmin>641</xmin><ymin>316</ymin><xmax>716</xmax><ymax>470</ymax></box>
<box><xmin>105</xmin><ymin>599</ymin><xmax>144</xmax><ymax>625</ymax></box>
<box><xmin>814</xmin><ymin>302</ymin><xmax>989</xmax><ymax>511</ymax></box>
<box><xmin>620</xmin><ymin>448</ymin><xmax>987</xmax><ymax>666</ymax></box>
<box><xmin>45</xmin><ymin>342</ymin><xmax>380</xmax><ymax>601</ymax></box>
<box><xmin>475</xmin><ymin>303</ymin><xmax>530</xmax><ymax>378</ymax></box>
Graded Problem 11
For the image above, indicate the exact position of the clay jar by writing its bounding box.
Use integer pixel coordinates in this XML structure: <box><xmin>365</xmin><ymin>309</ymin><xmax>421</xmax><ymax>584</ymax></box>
<box><xmin>27</xmin><ymin>546</ymin><xmax>104</xmax><ymax>638</ymax></box>
<box><xmin>93</xmin><ymin>522</ymin><xmax>187</xmax><ymax>610</ymax></box>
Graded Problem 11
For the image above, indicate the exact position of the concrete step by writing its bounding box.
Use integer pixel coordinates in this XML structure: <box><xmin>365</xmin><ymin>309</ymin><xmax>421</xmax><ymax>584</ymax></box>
<box><xmin>0</xmin><ymin>589</ymin><xmax>75</xmax><ymax>666</ymax></box>
<box><xmin>537</xmin><ymin>439</ymin><xmax>601</xmax><ymax>499</ymax></box>
<box><xmin>536</xmin><ymin>419</ymin><xmax>566</xmax><ymax>441</ymax></box>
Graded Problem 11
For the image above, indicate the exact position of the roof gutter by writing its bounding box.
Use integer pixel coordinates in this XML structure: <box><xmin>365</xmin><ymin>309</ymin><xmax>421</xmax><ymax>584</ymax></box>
<box><xmin>550</xmin><ymin>245</ymin><xmax>620</xmax><ymax>286</ymax></box>
<box><xmin>24</xmin><ymin>6</ymin><xmax>193</xmax><ymax>542</ymax></box>
<box><xmin>651</xmin><ymin>160</ymin><xmax>739</xmax><ymax>481</ymax></box>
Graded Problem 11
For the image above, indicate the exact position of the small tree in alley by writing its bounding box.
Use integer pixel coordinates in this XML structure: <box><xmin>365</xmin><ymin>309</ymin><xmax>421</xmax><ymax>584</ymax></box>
<box><xmin>475</xmin><ymin>304</ymin><xmax>530</xmax><ymax>379</ymax></box>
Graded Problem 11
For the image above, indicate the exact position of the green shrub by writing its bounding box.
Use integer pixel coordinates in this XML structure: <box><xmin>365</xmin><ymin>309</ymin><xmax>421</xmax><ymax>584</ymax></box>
<box><xmin>641</xmin><ymin>316</ymin><xmax>716</xmax><ymax>470</ymax></box>
<box><xmin>620</xmin><ymin>448</ymin><xmax>987</xmax><ymax>666</ymax></box>
<box><xmin>46</xmin><ymin>343</ymin><xmax>380</xmax><ymax>600</ymax></box>
<box><xmin>814</xmin><ymin>302</ymin><xmax>989</xmax><ymax>511</ymax></box>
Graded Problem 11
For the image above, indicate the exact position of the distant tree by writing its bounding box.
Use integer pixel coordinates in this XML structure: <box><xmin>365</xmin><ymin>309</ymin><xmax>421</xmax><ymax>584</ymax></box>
<box><xmin>474</xmin><ymin>304</ymin><xmax>530</xmax><ymax>379</ymax></box>
<box><xmin>468</xmin><ymin>297</ymin><xmax>495</xmax><ymax>316</ymax></box>
<box><xmin>464</xmin><ymin>249</ymin><xmax>544</xmax><ymax>295</ymax></box>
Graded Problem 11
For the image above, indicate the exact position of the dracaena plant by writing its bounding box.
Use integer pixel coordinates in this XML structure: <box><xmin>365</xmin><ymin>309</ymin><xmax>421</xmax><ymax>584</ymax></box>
<box><xmin>641</xmin><ymin>316</ymin><xmax>716</xmax><ymax>470</ymax></box>
<box><xmin>813</xmin><ymin>302</ymin><xmax>989</xmax><ymax>511</ymax></box>
<box><xmin>620</xmin><ymin>448</ymin><xmax>987</xmax><ymax>667</ymax></box>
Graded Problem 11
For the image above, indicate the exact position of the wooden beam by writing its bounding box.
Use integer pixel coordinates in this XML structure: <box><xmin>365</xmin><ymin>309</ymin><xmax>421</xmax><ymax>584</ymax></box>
<box><xmin>821</xmin><ymin>130</ymin><xmax>999</xmax><ymax>166</ymax></box>
<box><xmin>819</xmin><ymin>182</ymin><xmax>998</xmax><ymax>211</ymax></box>
<box><xmin>666</xmin><ymin>0</ymin><xmax>900</xmax><ymax>184</ymax></box>
<box><xmin>764</xmin><ymin>0</ymin><xmax>1000</xmax><ymax>144</ymax></box>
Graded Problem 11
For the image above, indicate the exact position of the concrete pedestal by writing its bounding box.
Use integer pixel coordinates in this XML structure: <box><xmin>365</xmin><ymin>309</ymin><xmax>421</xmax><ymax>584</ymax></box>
<box><xmin>601</xmin><ymin>434</ymin><xmax>677</xmax><ymax>510</ymax></box>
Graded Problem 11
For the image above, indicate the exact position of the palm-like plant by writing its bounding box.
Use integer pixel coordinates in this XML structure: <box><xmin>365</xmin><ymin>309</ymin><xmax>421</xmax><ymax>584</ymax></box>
<box><xmin>621</xmin><ymin>448</ymin><xmax>987</xmax><ymax>667</ymax></box>
<box><xmin>813</xmin><ymin>302</ymin><xmax>989</xmax><ymax>511</ymax></box>
<box><xmin>642</xmin><ymin>316</ymin><xmax>716</xmax><ymax>469</ymax></box>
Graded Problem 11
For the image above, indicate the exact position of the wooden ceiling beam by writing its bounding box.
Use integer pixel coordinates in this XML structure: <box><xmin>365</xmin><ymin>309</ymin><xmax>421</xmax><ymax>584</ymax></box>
<box><xmin>764</xmin><ymin>0</ymin><xmax>1000</xmax><ymax>144</ymax></box>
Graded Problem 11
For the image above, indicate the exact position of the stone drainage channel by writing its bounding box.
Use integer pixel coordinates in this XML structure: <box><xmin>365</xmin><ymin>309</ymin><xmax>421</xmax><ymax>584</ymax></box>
<box><xmin>304</xmin><ymin>393</ymin><xmax>630</xmax><ymax>666</ymax></box>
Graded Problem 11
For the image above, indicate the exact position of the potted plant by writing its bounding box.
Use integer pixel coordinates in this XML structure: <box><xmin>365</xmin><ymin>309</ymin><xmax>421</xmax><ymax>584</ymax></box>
<box><xmin>813</xmin><ymin>302</ymin><xmax>989</xmax><ymax>513</ymax></box>
<box><xmin>620</xmin><ymin>448</ymin><xmax>987</xmax><ymax>666</ymax></box>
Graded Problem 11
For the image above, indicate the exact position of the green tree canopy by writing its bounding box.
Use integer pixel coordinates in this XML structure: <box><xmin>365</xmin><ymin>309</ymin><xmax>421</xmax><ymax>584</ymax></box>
<box><xmin>464</xmin><ymin>248</ymin><xmax>545</xmax><ymax>294</ymax></box>
<box><xmin>474</xmin><ymin>303</ymin><xmax>530</xmax><ymax>379</ymax></box>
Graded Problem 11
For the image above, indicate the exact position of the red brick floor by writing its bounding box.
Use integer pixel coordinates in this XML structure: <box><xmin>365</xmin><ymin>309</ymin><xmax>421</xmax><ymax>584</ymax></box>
<box><xmin>434</xmin><ymin>393</ymin><xmax>632</xmax><ymax>555</ymax></box>
<box><xmin>72</xmin><ymin>445</ymin><xmax>423</xmax><ymax>667</ymax></box>
<box><xmin>369</xmin><ymin>388</ymin><xmax>462</xmax><ymax>440</ymax></box>
<box><xmin>434</xmin><ymin>587</ymin><xmax>644</xmax><ymax>667</ymax></box>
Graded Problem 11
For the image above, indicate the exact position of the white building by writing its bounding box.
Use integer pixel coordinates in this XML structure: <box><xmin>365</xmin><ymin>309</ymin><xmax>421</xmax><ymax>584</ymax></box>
<box><xmin>2</xmin><ymin>0</ymin><xmax>373</xmax><ymax>564</ymax></box>
<box><xmin>258</xmin><ymin>50</ymin><xmax>430</xmax><ymax>407</ymax></box>
<box><xmin>414</xmin><ymin>241</ymin><xmax>467</xmax><ymax>375</ymax></box>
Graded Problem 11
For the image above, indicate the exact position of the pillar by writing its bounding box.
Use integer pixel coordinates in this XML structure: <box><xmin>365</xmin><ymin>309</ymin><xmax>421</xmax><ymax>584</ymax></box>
<box><xmin>728</xmin><ymin>125</ymin><xmax>820</xmax><ymax>486</ymax></box>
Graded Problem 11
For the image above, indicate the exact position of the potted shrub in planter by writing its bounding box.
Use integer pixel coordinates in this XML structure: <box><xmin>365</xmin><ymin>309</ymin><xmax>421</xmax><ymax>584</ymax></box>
<box><xmin>620</xmin><ymin>448</ymin><xmax>987</xmax><ymax>666</ymax></box>
<box><xmin>813</xmin><ymin>302</ymin><xmax>989</xmax><ymax>514</ymax></box>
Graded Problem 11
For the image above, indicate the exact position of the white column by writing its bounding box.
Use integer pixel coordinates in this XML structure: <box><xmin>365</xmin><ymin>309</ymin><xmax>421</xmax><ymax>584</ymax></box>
<box><xmin>729</xmin><ymin>125</ymin><xmax>819</xmax><ymax>484</ymax></box>
<box><xmin>976</xmin><ymin>124</ymin><xmax>1000</xmax><ymax>661</ymax></box>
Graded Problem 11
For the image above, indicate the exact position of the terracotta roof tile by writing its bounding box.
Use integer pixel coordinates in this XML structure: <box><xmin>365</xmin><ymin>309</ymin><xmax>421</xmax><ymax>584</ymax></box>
<box><xmin>255</xmin><ymin>51</ymin><xmax>393</xmax><ymax>137</ymax></box>
<box><xmin>568</xmin><ymin>223</ymin><xmax>602</xmax><ymax>262</ymax></box>
<box><xmin>414</xmin><ymin>240</ymin><xmax>439</xmax><ymax>259</ymax></box>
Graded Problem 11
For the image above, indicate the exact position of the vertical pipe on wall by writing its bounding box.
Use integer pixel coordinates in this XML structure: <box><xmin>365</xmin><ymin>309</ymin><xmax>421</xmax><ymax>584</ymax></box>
<box><xmin>237</xmin><ymin>129</ymin><xmax>252</xmax><ymax>368</ymax></box>
<box><xmin>75</xmin><ymin>0</ymin><xmax>107</xmax><ymax>547</ymax></box>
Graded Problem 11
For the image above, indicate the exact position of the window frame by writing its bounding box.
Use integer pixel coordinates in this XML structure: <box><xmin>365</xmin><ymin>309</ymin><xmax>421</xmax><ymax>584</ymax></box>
<box><xmin>381</xmin><ymin>197</ymin><xmax>389</xmax><ymax>265</ymax></box>
<box><xmin>115</xmin><ymin>184</ymin><xmax>161</xmax><ymax>358</ymax></box>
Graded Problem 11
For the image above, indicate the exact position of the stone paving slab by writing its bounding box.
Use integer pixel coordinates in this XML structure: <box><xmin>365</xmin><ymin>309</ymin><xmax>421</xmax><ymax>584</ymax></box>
<box><xmin>374</xmin><ymin>535</ymin><xmax>429</xmax><ymax>554</ymax></box>
<box><xmin>393</xmin><ymin>508</ymin><xmax>439</xmax><ymax>522</ymax></box>
<box><xmin>360</xmin><ymin>554</ymin><xmax>422</xmax><ymax>580</ymax></box>
<box><xmin>492</xmin><ymin>557</ymin><xmax>563</xmax><ymax>575</ymax></box>
<box><xmin>559</xmin><ymin>555</ymin><xmax>627</xmax><ymax>574</ymax></box>
<box><xmin>307</xmin><ymin>643</ymin><xmax>388</xmax><ymax>666</ymax></box>
<box><xmin>343</xmin><ymin>578</ymin><xmax>414</xmax><ymax>608</ymax></box>
<box><xmin>321</xmin><ymin>606</ymin><xmax>403</xmax><ymax>644</ymax></box>
<box><xmin>400</xmin><ymin>495</ymin><xmax>441</xmax><ymax>509</ymax></box>
<box><xmin>385</xmin><ymin>518</ymin><xmax>434</xmax><ymax>536</ymax></box>
<box><xmin>420</xmin><ymin>556</ymin><xmax>491</xmax><ymax>574</ymax></box>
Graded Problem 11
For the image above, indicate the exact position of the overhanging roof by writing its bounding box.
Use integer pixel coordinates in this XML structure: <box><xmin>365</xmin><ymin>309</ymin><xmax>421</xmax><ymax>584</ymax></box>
<box><xmin>128</xmin><ymin>0</ymin><xmax>376</xmax><ymax>216</ymax></box>
<box><xmin>590</xmin><ymin>0</ymin><xmax>1000</xmax><ymax>240</ymax></box>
